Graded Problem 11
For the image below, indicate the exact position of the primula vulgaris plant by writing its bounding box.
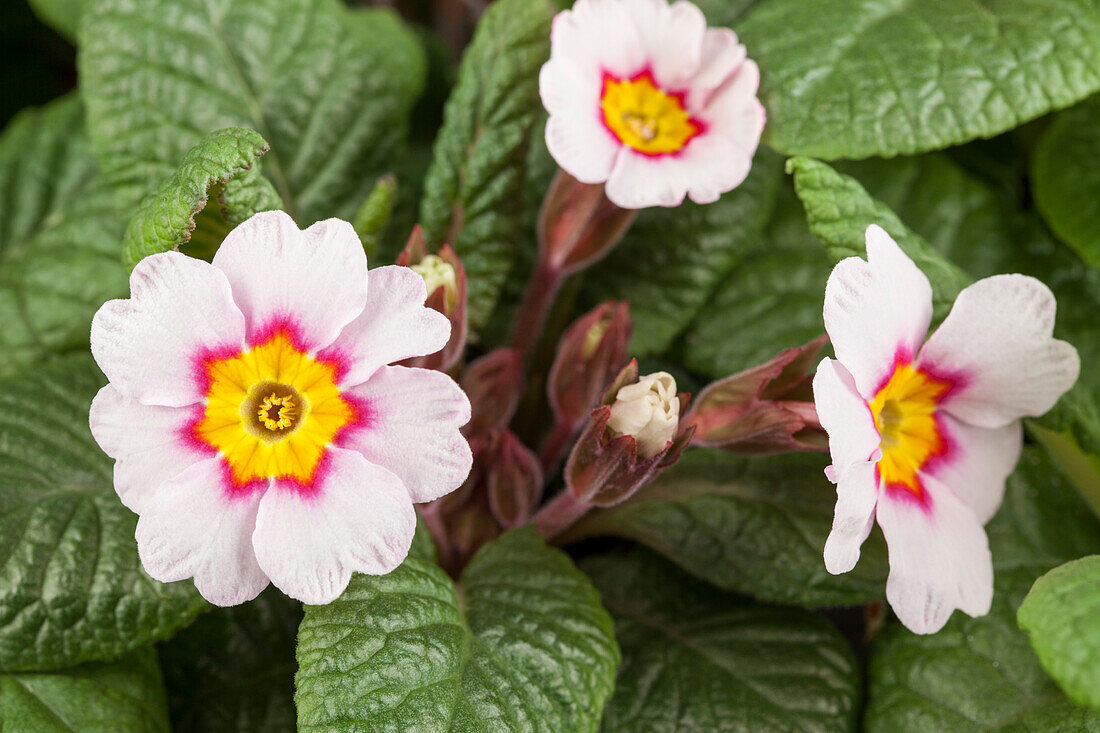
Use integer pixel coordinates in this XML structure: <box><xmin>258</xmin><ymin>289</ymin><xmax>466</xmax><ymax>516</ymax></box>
<box><xmin>3</xmin><ymin>0</ymin><xmax>1100</xmax><ymax>730</ymax></box>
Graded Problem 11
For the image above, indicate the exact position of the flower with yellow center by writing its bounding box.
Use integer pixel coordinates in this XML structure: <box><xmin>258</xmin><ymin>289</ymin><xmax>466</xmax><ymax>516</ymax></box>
<box><xmin>540</xmin><ymin>0</ymin><xmax>765</xmax><ymax>209</ymax></box>
<box><xmin>90</xmin><ymin>211</ymin><xmax>472</xmax><ymax>606</ymax></box>
<box><xmin>813</xmin><ymin>225</ymin><xmax>1079</xmax><ymax>634</ymax></box>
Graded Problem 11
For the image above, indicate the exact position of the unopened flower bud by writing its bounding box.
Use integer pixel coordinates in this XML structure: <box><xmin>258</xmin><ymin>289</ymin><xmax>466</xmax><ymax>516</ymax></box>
<box><xmin>539</xmin><ymin>170</ymin><xmax>638</xmax><ymax>274</ymax></box>
<box><xmin>397</xmin><ymin>227</ymin><xmax>468</xmax><ymax>372</ymax></box>
<box><xmin>484</xmin><ymin>430</ymin><xmax>543</xmax><ymax>529</ymax></box>
<box><xmin>547</xmin><ymin>301</ymin><xmax>631</xmax><ymax>430</ymax></box>
<box><xmin>607</xmin><ymin>371</ymin><xmax>679</xmax><ymax>459</ymax></box>
<box><xmin>411</xmin><ymin>254</ymin><xmax>459</xmax><ymax>314</ymax></box>
<box><xmin>461</xmin><ymin>348</ymin><xmax>524</xmax><ymax>435</ymax></box>
<box><xmin>685</xmin><ymin>335</ymin><xmax>829</xmax><ymax>455</ymax></box>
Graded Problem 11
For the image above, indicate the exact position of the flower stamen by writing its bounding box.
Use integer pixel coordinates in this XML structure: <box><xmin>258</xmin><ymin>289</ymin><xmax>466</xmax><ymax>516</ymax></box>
<box><xmin>258</xmin><ymin>393</ymin><xmax>297</xmax><ymax>431</ymax></box>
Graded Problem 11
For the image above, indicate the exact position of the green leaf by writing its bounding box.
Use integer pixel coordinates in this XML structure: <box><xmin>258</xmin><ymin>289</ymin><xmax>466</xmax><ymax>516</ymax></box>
<box><xmin>0</xmin><ymin>357</ymin><xmax>206</xmax><ymax>671</ymax></box>
<box><xmin>584</xmin><ymin>547</ymin><xmax>861</xmax><ymax>732</ymax></box>
<box><xmin>580</xmin><ymin>147</ymin><xmax>785</xmax><ymax>357</ymax></box>
<box><xmin>159</xmin><ymin>587</ymin><xmax>300</xmax><ymax>732</ymax></box>
<box><xmin>564</xmin><ymin>450</ymin><xmax>889</xmax><ymax>608</ymax></box>
<box><xmin>0</xmin><ymin>646</ymin><xmax>169</xmax><ymax>732</ymax></box>
<box><xmin>353</xmin><ymin>174</ymin><xmax>398</xmax><ymax>259</ymax></box>
<box><xmin>865</xmin><ymin>448</ymin><xmax>1100</xmax><ymax>731</ymax></box>
<box><xmin>0</xmin><ymin>94</ymin><xmax>127</xmax><ymax>380</ymax></box>
<box><xmin>739</xmin><ymin>0</ymin><xmax>1100</xmax><ymax>159</ymax></box>
<box><xmin>122</xmin><ymin>127</ymin><xmax>280</xmax><ymax>269</ymax></box>
<box><xmin>418</xmin><ymin>0</ymin><xmax>554</xmax><ymax>328</ymax></box>
<box><xmin>681</xmin><ymin>176</ymin><xmax>831</xmax><ymax>378</ymax></box>
<box><xmin>787</xmin><ymin>156</ymin><xmax>972</xmax><ymax>318</ymax></box>
<box><xmin>1033</xmin><ymin>95</ymin><xmax>1100</xmax><ymax>267</ymax></box>
<box><xmin>27</xmin><ymin>0</ymin><xmax>84</xmax><ymax>40</ymax></box>
<box><xmin>296</xmin><ymin>526</ymin><xmax>619</xmax><ymax>732</ymax></box>
<box><xmin>1019</xmin><ymin>555</ymin><xmax>1100</xmax><ymax>712</ymax></box>
<box><xmin>80</xmin><ymin>0</ymin><xmax>426</xmax><ymax>222</ymax></box>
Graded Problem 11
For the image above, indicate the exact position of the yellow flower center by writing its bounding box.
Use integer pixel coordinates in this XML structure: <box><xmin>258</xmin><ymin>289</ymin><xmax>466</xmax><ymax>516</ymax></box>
<box><xmin>193</xmin><ymin>330</ymin><xmax>356</xmax><ymax>487</ymax></box>
<box><xmin>601</xmin><ymin>71</ymin><xmax>700</xmax><ymax>156</ymax></box>
<box><xmin>867</xmin><ymin>363</ymin><xmax>953</xmax><ymax>497</ymax></box>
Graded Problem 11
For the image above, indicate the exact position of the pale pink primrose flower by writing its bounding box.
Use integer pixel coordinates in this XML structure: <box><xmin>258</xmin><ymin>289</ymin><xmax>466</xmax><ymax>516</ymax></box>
<box><xmin>539</xmin><ymin>0</ymin><xmax>765</xmax><ymax>209</ymax></box>
<box><xmin>813</xmin><ymin>225</ymin><xmax>1079</xmax><ymax>634</ymax></box>
<box><xmin>89</xmin><ymin>211</ymin><xmax>472</xmax><ymax>606</ymax></box>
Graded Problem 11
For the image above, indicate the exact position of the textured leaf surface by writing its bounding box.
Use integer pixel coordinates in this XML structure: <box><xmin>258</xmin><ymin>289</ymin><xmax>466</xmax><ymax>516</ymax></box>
<box><xmin>419</xmin><ymin>0</ymin><xmax>554</xmax><ymax>328</ymax></box>
<box><xmin>80</xmin><ymin>0</ymin><xmax>425</xmax><ymax>222</ymax></box>
<box><xmin>1018</xmin><ymin>555</ymin><xmax>1100</xmax><ymax>711</ymax></box>
<box><xmin>160</xmin><ymin>587</ymin><xmax>300</xmax><ymax>732</ymax></box>
<box><xmin>585</xmin><ymin>547</ymin><xmax>860</xmax><ymax>732</ymax></box>
<box><xmin>581</xmin><ymin>147</ymin><xmax>784</xmax><ymax>357</ymax></box>
<box><xmin>565</xmin><ymin>450</ymin><xmax>889</xmax><ymax>607</ymax></box>
<box><xmin>0</xmin><ymin>646</ymin><xmax>169</xmax><ymax>732</ymax></box>
<box><xmin>0</xmin><ymin>95</ymin><xmax>127</xmax><ymax>379</ymax></box>
<box><xmin>865</xmin><ymin>448</ymin><xmax>1100</xmax><ymax>731</ymax></box>
<box><xmin>296</xmin><ymin>527</ymin><xmax>619</xmax><ymax>732</ymax></box>
<box><xmin>122</xmin><ymin>127</ymin><xmax>280</xmax><ymax>269</ymax></box>
<box><xmin>681</xmin><ymin>177</ymin><xmax>831</xmax><ymax>378</ymax></box>
<box><xmin>1033</xmin><ymin>95</ymin><xmax>1100</xmax><ymax>266</ymax></box>
<box><xmin>788</xmin><ymin>156</ymin><xmax>972</xmax><ymax>318</ymax></box>
<box><xmin>0</xmin><ymin>357</ymin><xmax>206</xmax><ymax>671</ymax></box>
<box><xmin>740</xmin><ymin>0</ymin><xmax>1100</xmax><ymax>159</ymax></box>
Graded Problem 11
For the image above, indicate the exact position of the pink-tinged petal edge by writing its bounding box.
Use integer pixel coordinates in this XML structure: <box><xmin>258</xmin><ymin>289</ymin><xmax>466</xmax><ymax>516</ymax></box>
<box><xmin>823</xmin><ymin>225</ymin><xmax>933</xmax><ymax>399</ymax></box>
<box><xmin>929</xmin><ymin>416</ymin><xmax>1022</xmax><ymax>525</ymax></box>
<box><xmin>917</xmin><ymin>274</ymin><xmax>1080</xmax><ymax>429</ymax></box>
<box><xmin>251</xmin><ymin>447</ymin><xmax>416</xmax><ymax>605</ymax></box>
<box><xmin>339</xmin><ymin>365</ymin><xmax>473</xmax><ymax>504</ymax></box>
<box><xmin>211</xmin><ymin>211</ymin><xmax>368</xmax><ymax>352</ymax></box>
<box><xmin>135</xmin><ymin>457</ymin><xmax>268</xmax><ymax>607</ymax></box>
<box><xmin>91</xmin><ymin>251</ymin><xmax>245</xmax><ymax>408</ymax></box>
<box><xmin>875</xmin><ymin>473</ymin><xmax>993</xmax><ymax>634</ymax></box>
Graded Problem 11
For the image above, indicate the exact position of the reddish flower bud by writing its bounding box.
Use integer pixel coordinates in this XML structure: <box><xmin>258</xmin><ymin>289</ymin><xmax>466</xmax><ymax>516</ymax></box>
<box><xmin>461</xmin><ymin>348</ymin><xmax>524</xmax><ymax>435</ymax></box>
<box><xmin>484</xmin><ymin>429</ymin><xmax>544</xmax><ymax>529</ymax></box>
<box><xmin>539</xmin><ymin>170</ymin><xmax>638</xmax><ymax>274</ymax></box>
<box><xmin>684</xmin><ymin>335</ymin><xmax>830</xmax><ymax>455</ymax></box>
<box><xmin>547</xmin><ymin>300</ymin><xmax>632</xmax><ymax>431</ymax></box>
<box><xmin>398</xmin><ymin>226</ymin><xmax>468</xmax><ymax>372</ymax></box>
<box><xmin>563</xmin><ymin>360</ymin><xmax>694</xmax><ymax>506</ymax></box>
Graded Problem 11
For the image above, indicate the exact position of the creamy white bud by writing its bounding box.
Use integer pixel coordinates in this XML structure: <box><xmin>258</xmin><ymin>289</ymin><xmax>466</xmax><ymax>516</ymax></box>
<box><xmin>411</xmin><ymin>255</ymin><xmax>458</xmax><ymax>313</ymax></box>
<box><xmin>607</xmin><ymin>371</ymin><xmax>679</xmax><ymax>459</ymax></box>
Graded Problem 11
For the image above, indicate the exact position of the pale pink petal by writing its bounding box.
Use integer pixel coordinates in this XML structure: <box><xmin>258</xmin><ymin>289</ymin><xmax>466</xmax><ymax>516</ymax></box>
<box><xmin>89</xmin><ymin>385</ymin><xmax>211</xmax><ymax>513</ymax></box>
<box><xmin>812</xmin><ymin>358</ymin><xmax>881</xmax><ymax>475</ymax></box>
<box><xmin>542</xmin><ymin>70</ymin><xmax>621</xmax><ymax>184</ymax></box>
<box><xmin>252</xmin><ymin>447</ymin><xmax>416</xmax><ymax>605</ymax></box>
<box><xmin>876</xmin><ymin>474</ymin><xmax>993</xmax><ymax>634</ymax></box>
<box><xmin>319</xmin><ymin>266</ymin><xmax>450</xmax><ymax>388</ymax></box>
<box><xmin>823</xmin><ymin>461</ymin><xmax>879</xmax><ymax>575</ymax></box>
<box><xmin>552</xmin><ymin>0</ymin><xmax>645</xmax><ymax>79</ymax></box>
<box><xmin>681</xmin><ymin>133</ymin><xmax>754</xmax><ymax>205</ymax></box>
<box><xmin>212</xmin><ymin>211</ymin><xmax>367</xmax><ymax>351</ymax></box>
<box><xmin>930</xmin><ymin>416</ymin><xmax>1022</xmax><ymax>524</ymax></box>
<box><xmin>698</xmin><ymin>58</ymin><xmax>765</xmax><ymax>151</ymax></box>
<box><xmin>917</xmin><ymin>274</ymin><xmax>1080</xmax><ymax>429</ymax></box>
<box><xmin>91</xmin><ymin>251</ymin><xmax>245</xmax><ymax>407</ymax></box>
<box><xmin>688</xmin><ymin>28</ymin><xmax>747</xmax><ymax>105</ymax></box>
<box><xmin>629</xmin><ymin>0</ymin><xmax>707</xmax><ymax>87</ymax></box>
<box><xmin>604</xmin><ymin>149</ymin><xmax>685</xmax><ymax>209</ymax></box>
<box><xmin>135</xmin><ymin>458</ymin><xmax>268</xmax><ymax>606</ymax></box>
<box><xmin>339</xmin><ymin>366</ymin><xmax>472</xmax><ymax>504</ymax></box>
<box><xmin>823</xmin><ymin>225</ymin><xmax>933</xmax><ymax>398</ymax></box>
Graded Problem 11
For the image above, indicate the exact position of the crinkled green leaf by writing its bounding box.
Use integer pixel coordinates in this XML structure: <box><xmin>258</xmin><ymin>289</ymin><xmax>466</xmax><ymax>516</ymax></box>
<box><xmin>0</xmin><ymin>94</ymin><xmax>127</xmax><ymax>379</ymax></box>
<box><xmin>160</xmin><ymin>587</ymin><xmax>300</xmax><ymax>733</ymax></box>
<box><xmin>585</xmin><ymin>547</ymin><xmax>861</xmax><ymax>732</ymax></box>
<box><xmin>1033</xmin><ymin>95</ymin><xmax>1100</xmax><ymax>267</ymax></box>
<box><xmin>0</xmin><ymin>357</ymin><xmax>206</xmax><ymax>671</ymax></box>
<box><xmin>296</xmin><ymin>526</ymin><xmax>620</xmax><ymax>732</ymax></box>
<box><xmin>564</xmin><ymin>450</ymin><xmax>889</xmax><ymax>608</ymax></box>
<box><xmin>27</xmin><ymin>0</ymin><xmax>84</xmax><ymax>40</ymax></box>
<box><xmin>740</xmin><ymin>0</ymin><xmax>1100</xmax><ymax>159</ymax></box>
<box><xmin>581</xmin><ymin>147</ymin><xmax>785</xmax><ymax>357</ymax></box>
<box><xmin>353</xmin><ymin>174</ymin><xmax>397</xmax><ymax>259</ymax></box>
<box><xmin>0</xmin><ymin>647</ymin><xmax>169</xmax><ymax>732</ymax></box>
<box><xmin>681</xmin><ymin>177</ymin><xmax>831</xmax><ymax>378</ymax></box>
<box><xmin>418</xmin><ymin>0</ymin><xmax>554</xmax><ymax>328</ymax></box>
<box><xmin>787</xmin><ymin>156</ymin><xmax>972</xmax><ymax>318</ymax></box>
<box><xmin>122</xmin><ymin>127</ymin><xmax>280</xmax><ymax>269</ymax></box>
<box><xmin>80</xmin><ymin>0</ymin><xmax>426</xmax><ymax>222</ymax></box>
<box><xmin>865</xmin><ymin>448</ymin><xmax>1100</xmax><ymax>731</ymax></box>
<box><xmin>1019</xmin><ymin>555</ymin><xmax>1100</xmax><ymax>712</ymax></box>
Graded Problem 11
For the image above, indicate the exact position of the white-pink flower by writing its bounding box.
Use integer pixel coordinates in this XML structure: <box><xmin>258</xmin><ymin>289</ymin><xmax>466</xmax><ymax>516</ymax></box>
<box><xmin>813</xmin><ymin>225</ymin><xmax>1079</xmax><ymax>634</ymax></box>
<box><xmin>539</xmin><ymin>0</ymin><xmax>765</xmax><ymax>209</ymax></box>
<box><xmin>89</xmin><ymin>211</ymin><xmax>472</xmax><ymax>606</ymax></box>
